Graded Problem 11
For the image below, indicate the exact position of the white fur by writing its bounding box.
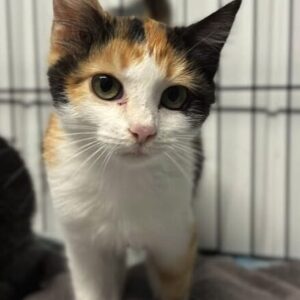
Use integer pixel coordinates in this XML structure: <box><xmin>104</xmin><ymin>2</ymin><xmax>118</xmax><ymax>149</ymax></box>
<box><xmin>46</xmin><ymin>54</ymin><xmax>200</xmax><ymax>300</ymax></box>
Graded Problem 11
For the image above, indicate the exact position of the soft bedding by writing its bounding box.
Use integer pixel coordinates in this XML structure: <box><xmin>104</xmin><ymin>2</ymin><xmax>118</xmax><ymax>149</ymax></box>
<box><xmin>20</xmin><ymin>243</ymin><xmax>300</xmax><ymax>300</ymax></box>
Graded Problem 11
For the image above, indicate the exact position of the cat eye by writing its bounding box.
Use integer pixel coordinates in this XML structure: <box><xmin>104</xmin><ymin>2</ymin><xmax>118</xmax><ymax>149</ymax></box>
<box><xmin>161</xmin><ymin>86</ymin><xmax>188</xmax><ymax>110</ymax></box>
<box><xmin>92</xmin><ymin>75</ymin><xmax>123</xmax><ymax>101</ymax></box>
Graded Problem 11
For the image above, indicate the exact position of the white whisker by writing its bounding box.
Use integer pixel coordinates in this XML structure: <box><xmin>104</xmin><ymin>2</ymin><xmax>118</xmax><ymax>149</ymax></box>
<box><xmin>57</xmin><ymin>136</ymin><xmax>96</xmax><ymax>149</ymax></box>
<box><xmin>88</xmin><ymin>146</ymin><xmax>109</xmax><ymax>172</ymax></box>
<box><xmin>101</xmin><ymin>146</ymin><xmax>117</xmax><ymax>179</ymax></box>
<box><xmin>62</xmin><ymin>132</ymin><xmax>96</xmax><ymax>137</ymax></box>
<box><xmin>56</xmin><ymin>137</ymin><xmax>97</xmax><ymax>152</ymax></box>
<box><xmin>63</xmin><ymin>140</ymin><xmax>100</xmax><ymax>165</ymax></box>
<box><xmin>165</xmin><ymin>145</ymin><xmax>195</xmax><ymax>164</ymax></box>
<box><xmin>173</xmin><ymin>143</ymin><xmax>196</xmax><ymax>154</ymax></box>
<box><xmin>169</xmin><ymin>147</ymin><xmax>195</xmax><ymax>166</ymax></box>
<box><xmin>73</xmin><ymin>145</ymin><xmax>107</xmax><ymax>178</ymax></box>
<box><xmin>164</xmin><ymin>152</ymin><xmax>190</xmax><ymax>182</ymax></box>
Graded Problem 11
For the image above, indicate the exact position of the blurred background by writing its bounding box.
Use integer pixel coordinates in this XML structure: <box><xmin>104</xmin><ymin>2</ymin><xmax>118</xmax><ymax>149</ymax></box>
<box><xmin>0</xmin><ymin>0</ymin><xmax>299</xmax><ymax>260</ymax></box>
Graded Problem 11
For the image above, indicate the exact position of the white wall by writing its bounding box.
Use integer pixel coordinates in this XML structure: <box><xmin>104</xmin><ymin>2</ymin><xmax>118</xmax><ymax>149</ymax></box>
<box><xmin>0</xmin><ymin>0</ymin><xmax>299</xmax><ymax>259</ymax></box>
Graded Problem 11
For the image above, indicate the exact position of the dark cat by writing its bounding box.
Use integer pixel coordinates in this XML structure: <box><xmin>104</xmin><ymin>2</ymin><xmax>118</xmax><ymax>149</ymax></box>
<box><xmin>0</xmin><ymin>137</ymin><xmax>65</xmax><ymax>300</ymax></box>
<box><xmin>0</xmin><ymin>137</ymin><xmax>35</xmax><ymax>297</ymax></box>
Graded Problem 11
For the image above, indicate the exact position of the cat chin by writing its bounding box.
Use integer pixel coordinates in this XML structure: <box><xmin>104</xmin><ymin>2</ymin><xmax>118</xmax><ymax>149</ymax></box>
<box><xmin>118</xmin><ymin>150</ymin><xmax>160</xmax><ymax>166</ymax></box>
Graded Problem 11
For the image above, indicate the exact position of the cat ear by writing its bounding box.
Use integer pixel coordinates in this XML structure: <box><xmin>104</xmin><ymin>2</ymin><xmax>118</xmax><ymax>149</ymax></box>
<box><xmin>53</xmin><ymin>0</ymin><xmax>104</xmax><ymax>21</ymax></box>
<box><xmin>182</xmin><ymin>0</ymin><xmax>242</xmax><ymax>79</ymax></box>
<box><xmin>50</xmin><ymin>0</ymin><xmax>109</xmax><ymax>64</ymax></box>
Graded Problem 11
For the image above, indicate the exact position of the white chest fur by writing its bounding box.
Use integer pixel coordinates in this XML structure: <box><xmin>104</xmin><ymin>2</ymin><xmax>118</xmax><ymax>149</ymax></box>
<box><xmin>47</xmin><ymin>140</ymin><xmax>196</xmax><ymax>254</ymax></box>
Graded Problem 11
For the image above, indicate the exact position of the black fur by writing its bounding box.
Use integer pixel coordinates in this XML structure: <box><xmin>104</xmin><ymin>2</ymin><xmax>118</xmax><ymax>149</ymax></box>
<box><xmin>48</xmin><ymin>13</ymin><xmax>116</xmax><ymax>106</ymax></box>
<box><xmin>192</xmin><ymin>136</ymin><xmax>204</xmax><ymax>196</ymax></box>
<box><xmin>166</xmin><ymin>0</ymin><xmax>241</xmax><ymax>126</ymax></box>
<box><xmin>144</xmin><ymin>0</ymin><xmax>171</xmax><ymax>24</ymax></box>
<box><xmin>177</xmin><ymin>0</ymin><xmax>241</xmax><ymax>81</ymax></box>
<box><xmin>0</xmin><ymin>138</ymin><xmax>35</xmax><ymax>267</ymax></box>
<box><xmin>48</xmin><ymin>56</ymin><xmax>79</xmax><ymax>106</ymax></box>
<box><xmin>166</xmin><ymin>0</ymin><xmax>241</xmax><ymax>189</ymax></box>
<box><xmin>127</xmin><ymin>18</ymin><xmax>145</xmax><ymax>43</ymax></box>
<box><xmin>0</xmin><ymin>138</ymin><xmax>66</xmax><ymax>300</ymax></box>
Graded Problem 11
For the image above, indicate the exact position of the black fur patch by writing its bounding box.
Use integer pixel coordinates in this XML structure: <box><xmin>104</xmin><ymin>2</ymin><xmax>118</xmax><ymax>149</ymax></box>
<box><xmin>166</xmin><ymin>0</ymin><xmax>241</xmax><ymax>126</ymax></box>
<box><xmin>144</xmin><ymin>0</ymin><xmax>171</xmax><ymax>24</ymax></box>
<box><xmin>48</xmin><ymin>17</ymin><xmax>116</xmax><ymax>106</ymax></box>
<box><xmin>127</xmin><ymin>18</ymin><xmax>145</xmax><ymax>42</ymax></box>
<box><xmin>166</xmin><ymin>26</ymin><xmax>214</xmax><ymax>127</ymax></box>
<box><xmin>0</xmin><ymin>137</ymin><xmax>35</xmax><ymax>268</ymax></box>
<box><xmin>192</xmin><ymin>136</ymin><xmax>204</xmax><ymax>197</ymax></box>
<box><xmin>48</xmin><ymin>56</ymin><xmax>79</xmax><ymax>106</ymax></box>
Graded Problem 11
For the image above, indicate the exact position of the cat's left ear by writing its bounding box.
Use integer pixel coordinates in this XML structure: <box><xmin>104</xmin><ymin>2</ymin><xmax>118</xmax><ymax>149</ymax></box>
<box><xmin>181</xmin><ymin>0</ymin><xmax>242</xmax><ymax>79</ymax></box>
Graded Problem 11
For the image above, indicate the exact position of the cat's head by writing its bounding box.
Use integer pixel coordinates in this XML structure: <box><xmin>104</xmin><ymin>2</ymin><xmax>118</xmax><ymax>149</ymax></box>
<box><xmin>48</xmin><ymin>0</ymin><xmax>241</xmax><ymax>163</ymax></box>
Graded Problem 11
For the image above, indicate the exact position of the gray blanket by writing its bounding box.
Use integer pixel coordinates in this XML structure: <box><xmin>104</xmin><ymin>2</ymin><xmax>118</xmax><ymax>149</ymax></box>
<box><xmin>25</xmin><ymin>256</ymin><xmax>300</xmax><ymax>300</ymax></box>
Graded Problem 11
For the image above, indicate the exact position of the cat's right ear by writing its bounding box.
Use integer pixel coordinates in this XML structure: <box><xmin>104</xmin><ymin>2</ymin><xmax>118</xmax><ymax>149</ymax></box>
<box><xmin>50</xmin><ymin>0</ymin><xmax>109</xmax><ymax>65</ymax></box>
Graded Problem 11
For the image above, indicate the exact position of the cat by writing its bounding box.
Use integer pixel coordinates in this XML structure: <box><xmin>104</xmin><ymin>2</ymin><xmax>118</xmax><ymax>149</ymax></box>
<box><xmin>0</xmin><ymin>137</ymin><xmax>67</xmax><ymax>300</ymax></box>
<box><xmin>43</xmin><ymin>1</ymin><xmax>241</xmax><ymax>300</ymax></box>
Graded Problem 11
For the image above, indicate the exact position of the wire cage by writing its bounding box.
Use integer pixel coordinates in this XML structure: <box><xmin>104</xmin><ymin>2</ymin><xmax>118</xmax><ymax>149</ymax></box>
<box><xmin>0</xmin><ymin>0</ymin><xmax>299</xmax><ymax>259</ymax></box>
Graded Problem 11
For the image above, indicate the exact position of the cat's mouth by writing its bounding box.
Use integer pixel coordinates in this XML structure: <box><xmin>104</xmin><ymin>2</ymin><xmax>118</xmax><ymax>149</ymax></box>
<box><xmin>122</xmin><ymin>146</ymin><xmax>149</xmax><ymax>157</ymax></box>
<box><xmin>119</xmin><ymin>143</ymin><xmax>157</xmax><ymax>159</ymax></box>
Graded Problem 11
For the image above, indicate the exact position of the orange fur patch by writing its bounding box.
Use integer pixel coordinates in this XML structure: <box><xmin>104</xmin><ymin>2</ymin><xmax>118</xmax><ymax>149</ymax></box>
<box><xmin>144</xmin><ymin>19</ymin><xmax>197</xmax><ymax>88</ymax></box>
<box><xmin>43</xmin><ymin>113</ymin><xmax>64</xmax><ymax>167</ymax></box>
<box><xmin>150</xmin><ymin>227</ymin><xmax>197</xmax><ymax>300</ymax></box>
<box><xmin>71</xmin><ymin>38</ymin><xmax>145</xmax><ymax>80</ymax></box>
<box><xmin>64</xmin><ymin>38</ymin><xmax>146</xmax><ymax>105</ymax></box>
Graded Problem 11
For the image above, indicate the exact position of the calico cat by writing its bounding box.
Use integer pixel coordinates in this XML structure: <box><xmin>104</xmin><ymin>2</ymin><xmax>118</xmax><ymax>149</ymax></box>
<box><xmin>43</xmin><ymin>1</ymin><xmax>241</xmax><ymax>300</ymax></box>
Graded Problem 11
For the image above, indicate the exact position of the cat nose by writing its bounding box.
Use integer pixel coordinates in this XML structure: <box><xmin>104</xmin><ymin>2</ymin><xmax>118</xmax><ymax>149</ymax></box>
<box><xmin>129</xmin><ymin>125</ymin><xmax>157</xmax><ymax>144</ymax></box>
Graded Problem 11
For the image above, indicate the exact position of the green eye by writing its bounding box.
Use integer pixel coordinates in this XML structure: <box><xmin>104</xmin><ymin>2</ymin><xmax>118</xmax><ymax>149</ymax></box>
<box><xmin>92</xmin><ymin>75</ymin><xmax>123</xmax><ymax>100</ymax></box>
<box><xmin>161</xmin><ymin>86</ymin><xmax>188</xmax><ymax>110</ymax></box>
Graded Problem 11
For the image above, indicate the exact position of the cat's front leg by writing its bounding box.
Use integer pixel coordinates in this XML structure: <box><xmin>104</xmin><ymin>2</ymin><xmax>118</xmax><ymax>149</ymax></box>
<box><xmin>63</xmin><ymin>229</ymin><xmax>125</xmax><ymax>300</ymax></box>
<box><xmin>147</xmin><ymin>229</ymin><xmax>197</xmax><ymax>300</ymax></box>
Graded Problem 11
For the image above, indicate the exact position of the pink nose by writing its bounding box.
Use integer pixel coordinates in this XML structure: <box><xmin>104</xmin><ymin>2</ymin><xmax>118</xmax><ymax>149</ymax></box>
<box><xmin>129</xmin><ymin>125</ymin><xmax>157</xmax><ymax>144</ymax></box>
